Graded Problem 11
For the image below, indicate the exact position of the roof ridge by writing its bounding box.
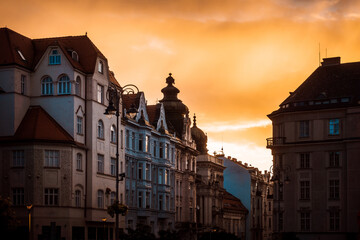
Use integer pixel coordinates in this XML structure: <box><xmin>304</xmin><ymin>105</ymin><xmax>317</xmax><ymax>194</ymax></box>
<box><xmin>33</xmin><ymin>35</ymin><xmax>87</xmax><ymax>41</ymax></box>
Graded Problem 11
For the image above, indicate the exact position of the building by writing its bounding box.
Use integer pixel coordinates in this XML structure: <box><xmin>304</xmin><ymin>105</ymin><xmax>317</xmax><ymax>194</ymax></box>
<box><xmin>0</xmin><ymin>28</ymin><xmax>125</xmax><ymax>239</ymax></box>
<box><xmin>267</xmin><ymin>57</ymin><xmax>360</xmax><ymax>240</ymax></box>
<box><xmin>122</xmin><ymin>91</ymin><xmax>177</xmax><ymax>234</ymax></box>
<box><xmin>220</xmin><ymin>156</ymin><xmax>273</xmax><ymax>240</ymax></box>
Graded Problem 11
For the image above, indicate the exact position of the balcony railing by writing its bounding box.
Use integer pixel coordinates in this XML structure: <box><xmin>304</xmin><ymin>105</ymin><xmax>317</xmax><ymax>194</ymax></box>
<box><xmin>266</xmin><ymin>137</ymin><xmax>286</xmax><ymax>148</ymax></box>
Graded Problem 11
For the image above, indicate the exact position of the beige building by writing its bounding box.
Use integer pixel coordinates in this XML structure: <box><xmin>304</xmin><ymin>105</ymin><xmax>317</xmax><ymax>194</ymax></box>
<box><xmin>267</xmin><ymin>57</ymin><xmax>360</xmax><ymax>240</ymax></box>
<box><xmin>0</xmin><ymin>28</ymin><xmax>125</xmax><ymax>239</ymax></box>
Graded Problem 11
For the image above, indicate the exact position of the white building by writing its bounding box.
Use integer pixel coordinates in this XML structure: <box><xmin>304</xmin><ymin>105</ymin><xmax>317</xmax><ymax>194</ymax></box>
<box><xmin>0</xmin><ymin>27</ymin><xmax>125</xmax><ymax>239</ymax></box>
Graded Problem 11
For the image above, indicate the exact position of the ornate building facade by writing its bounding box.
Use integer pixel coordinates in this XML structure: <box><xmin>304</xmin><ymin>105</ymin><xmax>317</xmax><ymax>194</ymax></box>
<box><xmin>267</xmin><ymin>57</ymin><xmax>360</xmax><ymax>240</ymax></box>
<box><xmin>0</xmin><ymin>28</ymin><xmax>125</xmax><ymax>239</ymax></box>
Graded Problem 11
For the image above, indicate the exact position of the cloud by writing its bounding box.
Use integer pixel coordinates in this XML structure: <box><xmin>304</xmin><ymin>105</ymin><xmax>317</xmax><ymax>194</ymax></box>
<box><xmin>201</xmin><ymin>119</ymin><xmax>271</xmax><ymax>132</ymax></box>
<box><xmin>131</xmin><ymin>36</ymin><xmax>174</xmax><ymax>55</ymax></box>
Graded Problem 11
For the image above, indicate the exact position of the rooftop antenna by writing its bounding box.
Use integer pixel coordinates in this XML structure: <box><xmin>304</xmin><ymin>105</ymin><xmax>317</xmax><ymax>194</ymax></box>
<box><xmin>325</xmin><ymin>48</ymin><xmax>327</xmax><ymax>58</ymax></box>
<box><xmin>318</xmin><ymin>43</ymin><xmax>321</xmax><ymax>66</ymax></box>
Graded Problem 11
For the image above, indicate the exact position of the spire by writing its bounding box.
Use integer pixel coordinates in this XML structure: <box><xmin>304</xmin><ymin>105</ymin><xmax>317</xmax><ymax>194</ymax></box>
<box><xmin>193</xmin><ymin>113</ymin><xmax>197</xmax><ymax>127</ymax></box>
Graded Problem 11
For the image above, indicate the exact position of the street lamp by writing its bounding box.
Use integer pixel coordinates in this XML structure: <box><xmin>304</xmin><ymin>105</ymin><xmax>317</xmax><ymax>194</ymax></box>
<box><xmin>104</xmin><ymin>83</ymin><xmax>139</xmax><ymax>240</ymax></box>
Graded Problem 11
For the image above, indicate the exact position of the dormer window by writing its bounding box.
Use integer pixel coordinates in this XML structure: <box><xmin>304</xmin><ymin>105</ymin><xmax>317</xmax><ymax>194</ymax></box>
<box><xmin>72</xmin><ymin>51</ymin><xmax>79</xmax><ymax>62</ymax></box>
<box><xmin>49</xmin><ymin>49</ymin><xmax>61</xmax><ymax>65</ymax></box>
<box><xmin>98</xmin><ymin>60</ymin><xmax>103</xmax><ymax>73</ymax></box>
<box><xmin>17</xmin><ymin>50</ymin><xmax>26</xmax><ymax>61</ymax></box>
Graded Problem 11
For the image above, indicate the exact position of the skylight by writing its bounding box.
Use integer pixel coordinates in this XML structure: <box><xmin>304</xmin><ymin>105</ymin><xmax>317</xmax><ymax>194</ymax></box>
<box><xmin>17</xmin><ymin>50</ymin><xmax>26</xmax><ymax>61</ymax></box>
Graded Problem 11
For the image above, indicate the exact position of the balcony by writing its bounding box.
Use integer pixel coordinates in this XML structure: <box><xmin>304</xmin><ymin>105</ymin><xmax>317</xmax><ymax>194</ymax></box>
<box><xmin>266</xmin><ymin>137</ymin><xmax>286</xmax><ymax>148</ymax></box>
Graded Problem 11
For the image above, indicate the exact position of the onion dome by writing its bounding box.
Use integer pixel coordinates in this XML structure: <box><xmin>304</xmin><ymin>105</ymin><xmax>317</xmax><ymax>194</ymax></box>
<box><xmin>191</xmin><ymin>114</ymin><xmax>208</xmax><ymax>154</ymax></box>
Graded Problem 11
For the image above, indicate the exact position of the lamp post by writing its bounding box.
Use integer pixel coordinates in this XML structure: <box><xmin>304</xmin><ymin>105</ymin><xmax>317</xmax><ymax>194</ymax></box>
<box><xmin>269</xmin><ymin>165</ymin><xmax>290</xmax><ymax>240</ymax></box>
<box><xmin>26</xmin><ymin>204</ymin><xmax>32</xmax><ymax>240</ymax></box>
<box><xmin>104</xmin><ymin>84</ymin><xmax>138</xmax><ymax>240</ymax></box>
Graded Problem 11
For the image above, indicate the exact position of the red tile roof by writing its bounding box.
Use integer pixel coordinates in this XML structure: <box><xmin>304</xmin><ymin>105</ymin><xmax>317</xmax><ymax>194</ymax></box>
<box><xmin>0</xmin><ymin>27</ymin><xmax>107</xmax><ymax>74</ymax></box>
<box><xmin>122</xmin><ymin>93</ymin><xmax>141</xmax><ymax>110</ymax></box>
<box><xmin>146</xmin><ymin>104</ymin><xmax>160</xmax><ymax>126</ymax></box>
<box><xmin>223</xmin><ymin>191</ymin><xmax>248</xmax><ymax>213</ymax></box>
<box><xmin>13</xmin><ymin>106</ymin><xmax>74</xmax><ymax>142</ymax></box>
<box><xmin>109</xmin><ymin>71</ymin><xmax>120</xmax><ymax>87</ymax></box>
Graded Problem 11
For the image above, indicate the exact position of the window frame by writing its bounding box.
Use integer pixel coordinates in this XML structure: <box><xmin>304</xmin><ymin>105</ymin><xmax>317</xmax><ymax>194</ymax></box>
<box><xmin>12</xmin><ymin>188</ymin><xmax>24</xmax><ymax>206</ymax></box>
<box><xmin>12</xmin><ymin>150</ymin><xmax>25</xmax><ymax>167</ymax></box>
<box><xmin>97</xmin><ymin>84</ymin><xmax>104</xmax><ymax>104</ymax></box>
<box><xmin>97</xmin><ymin>120</ymin><xmax>104</xmax><ymax>139</ymax></box>
<box><xmin>49</xmin><ymin>49</ymin><xmax>61</xmax><ymax>65</ymax></box>
<box><xmin>329</xmin><ymin>119</ymin><xmax>340</xmax><ymax>136</ymax></box>
<box><xmin>75</xmin><ymin>190</ymin><xmax>81</xmax><ymax>207</ymax></box>
<box><xmin>76</xmin><ymin>153</ymin><xmax>82</xmax><ymax>171</ymax></box>
<box><xmin>44</xmin><ymin>188</ymin><xmax>59</xmax><ymax>206</ymax></box>
<box><xmin>299</xmin><ymin>120</ymin><xmax>310</xmax><ymax>138</ymax></box>
<box><xmin>97</xmin><ymin>190</ymin><xmax>104</xmax><ymax>208</ymax></box>
<box><xmin>41</xmin><ymin>76</ymin><xmax>53</xmax><ymax>95</ymax></box>
<box><xmin>97</xmin><ymin>154</ymin><xmax>104</xmax><ymax>173</ymax></box>
<box><xmin>44</xmin><ymin>150</ymin><xmax>60</xmax><ymax>167</ymax></box>
<box><xmin>58</xmin><ymin>75</ymin><xmax>71</xmax><ymax>95</ymax></box>
<box><xmin>77</xmin><ymin>116</ymin><xmax>83</xmax><ymax>135</ymax></box>
<box><xmin>110</xmin><ymin>125</ymin><xmax>117</xmax><ymax>143</ymax></box>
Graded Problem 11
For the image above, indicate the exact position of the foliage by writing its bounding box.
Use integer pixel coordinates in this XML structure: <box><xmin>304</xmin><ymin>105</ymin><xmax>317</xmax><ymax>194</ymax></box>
<box><xmin>0</xmin><ymin>195</ymin><xmax>19</xmax><ymax>233</ymax></box>
<box><xmin>107</xmin><ymin>202</ymin><xmax>128</xmax><ymax>217</ymax></box>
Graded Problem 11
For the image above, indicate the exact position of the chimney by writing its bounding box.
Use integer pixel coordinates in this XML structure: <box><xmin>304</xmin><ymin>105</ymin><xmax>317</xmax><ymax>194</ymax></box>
<box><xmin>321</xmin><ymin>57</ymin><xmax>341</xmax><ymax>66</ymax></box>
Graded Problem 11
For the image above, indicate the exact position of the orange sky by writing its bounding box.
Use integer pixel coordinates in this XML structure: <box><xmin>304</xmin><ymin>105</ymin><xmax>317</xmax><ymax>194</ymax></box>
<box><xmin>3</xmin><ymin>0</ymin><xmax>360</xmax><ymax>171</ymax></box>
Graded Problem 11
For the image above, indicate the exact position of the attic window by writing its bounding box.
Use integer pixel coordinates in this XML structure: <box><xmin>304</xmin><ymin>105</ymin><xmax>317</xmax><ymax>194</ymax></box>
<box><xmin>72</xmin><ymin>51</ymin><xmax>79</xmax><ymax>62</ymax></box>
<box><xmin>49</xmin><ymin>49</ymin><xmax>61</xmax><ymax>65</ymax></box>
<box><xmin>98</xmin><ymin>60</ymin><xmax>103</xmax><ymax>73</ymax></box>
<box><xmin>17</xmin><ymin>50</ymin><xmax>26</xmax><ymax>61</ymax></box>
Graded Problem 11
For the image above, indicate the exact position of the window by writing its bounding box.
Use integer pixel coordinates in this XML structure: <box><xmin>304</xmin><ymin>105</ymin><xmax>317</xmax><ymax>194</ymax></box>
<box><xmin>72</xmin><ymin>51</ymin><xmax>79</xmax><ymax>61</ymax></box>
<box><xmin>111</xmin><ymin>125</ymin><xmax>116</xmax><ymax>143</ymax></box>
<box><xmin>300</xmin><ymin>153</ymin><xmax>310</xmax><ymax>168</ymax></box>
<box><xmin>279</xmin><ymin>212</ymin><xmax>283</xmax><ymax>231</ymax></box>
<box><xmin>160</xmin><ymin>143</ymin><xmax>164</xmax><ymax>158</ymax></box>
<box><xmin>300</xmin><ymin>212</ymin><xmax>310</xmax><ymax>231</ymax></box>
<box><xmin>138</xmin><ymin>163</ymin><xmax>143</xmax><ymax>180</ymax></box>
<box><xmin>159</xmin><ymin>195</ymin><xmax>163</xmax><ymax>210</ymax></box>
<box><xmin>138</xmin><ymin>191</ymin><xmax>143</xmax><ymax>208</ymax></box>
<box><xmin>121</xmin><ymin>130</ymin><xmax>124</xmax><ymax>149</ymax></box>
<box><xmin>44</xmin><ymin>188</ymin><xmax>59</xmax><ymax>206</ymax></box>
<box><xmin>165</xmin><ymin>169</ymin><xmax>169</xmax><ymax>185</ymax></box>
<box><xmin>126</xmin><ymin>130</ymin><xmax>130</xmax><ymax>148</ymax></box>
<box><xmin>166</xmin><ymin>144</ymin><xmax>169</xmax><ymax>159</ymax></box>
<box><xmin>12</xmin><ymin>188</ymin><xmax>24</xmax><ymax>205</ymax></box>
<box><xmin>153</xmin><ymin>140</ymin><xmax>157</xmax><ymax>157</ymax></box>
<box><xmin>97</xmin><ymin>154</ymin><xmax>104</xmax><ymax>173</ymax></box>
<box><xmin>138</xmin><ymin>134</ymin><xmax>143</xmax><ymax>151</ymax></box>
<box><xmin>299</xmin><ymin>120</ymin><xmax>309</xmax><ymax>137</ymax></box>
<box><xmin>13</xmin><ymin>150</ymin><xmax>24</xmax><ymax>167</ymax></box>
<box><xmin>17</xmin><ymin>49</ymin><xmax>26</xmax><ymax>61</ymax></box>
<box><xmin>98</xmin><ymin>60</ymin><xmax>104</xmax><ymax>73</ymax></box>
<box><xmin>329</xmin><ymin>211</ymin><xmax>340</xmax><ymax>231</ymax></box>
<box><xmin>329</xmin><ymin>119</ymin><xmax>340</xmax><ymax>135</ymax></box>
<box><xmin>329</xmin><ymin>152</ymin><xmax>340</xmax><ymax>167</ymax></box>
<box><xmin>97</xmin><ymin>120</ymin><xmax>104</xmax><ymax>139</ymax></box>
<box><xmin>132</xmin><ymin>132</ymin><xmax>135</xmax><ymax>150</ymax></box>
<box><xmin>97</xmin><ymin>190</ymin><xmax>104</xmax><ymax>208</ymax></box>
<box><xmin>146</xmin><ymin>136</ymin><xmax>150</xmax><ymax>152</ymax></box>
<box><xmin>329</xmin><ymin>180</ymin><xmax>340</xmax><ymax>200</ymax></box>
<box><xmin>268</xmin><ymin>201</ymin><xmax>271</xmax><ymax>212</ymax></box>
<box><xmin>97</xmin><ymin>84</ymin><xmax>104</xmax><ymax>104</ymax></box>
<box><xmin>110</xmin><ymin>158</ymin><xmax>116</xmax><ymax>176</ymax></box>
<box><xmin>21</xmin><ymin>75</ymin><xmax>25</xmax><ymax>95</ymax></box>
<box><xmin>76</xmin><ymin>153</ymin><xmax>82</xmax><ymax>170</ymax></box>
<box><xmin>77</xmin><ymin>116</ymin><xmax>83</xmax><ymax>135</ymax></box>
<box><xmin>58</xmin><ymin>75</ymin><xmax>71</xmax><ymax>94</ymax></box>
<box><xmin>44</xmin><ymin>150</ymin><xmax>59</xmax><ymax>167</ymax></box>
<box><xmin>75</xmin><ymin>76</ymin><xmax>81</xmax><ymax>96</ymax></box>
<box><xmin>41</xmin><ymin>77</ymin><xmax>53</xmax><ymax>95</ymax></box>
<box><xmin>75</xmin><ymin>190</ymin><xmax>81</xmax><ymax>207</ymax></box>
<box><xmin>159</xmin><ymin>169</ymin><xmax>163</xmax><ymax>184</ymax></box>
<box><xmin>146</xmin><ymin>163</ymin><xmax>150</xmax><ymax>181</ymax></box>
<box><xmin>110</xmin><ymin>192</ymin><xmax>116</xmax><ymax>205</ymax></box>
<box><xmin>300</xmin><ymin>181</ymin><xmax>310</xmax><ymax>200</ymax></box>
<box><xmin>49</xmin><ymin>49</ymin><xmax>61</xmax><ymax>65</ymax></box>
<box><xmin>146</xmin><ymin>192</ymin><xmax>150</xmax><ymax>209</ymax></box>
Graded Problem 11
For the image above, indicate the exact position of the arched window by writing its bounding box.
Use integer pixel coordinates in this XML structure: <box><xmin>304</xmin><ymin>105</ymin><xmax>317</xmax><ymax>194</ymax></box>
<box><xmin>41</xmin><ymin>76</ymin><xmax>53</xmax><ymax>95</ymax></box>
<box><xmin>111</xmin><ymin>125</ymin><xmax>116</xmax><ymax>143</ymax></box>
<box><xmin>97</xmin><ymin>190</ymin><xmax>104</xmax><ymax>208</ymax></box>
<box><xmin>58</xmin><ymin>75</ymin><xmax>71</xmax><ymax>94</ymax></box>
<box><xmin>75</xmin><ymin>76</ymin><xmax>81</xmax><ymax>96</ymax></box>
<box><xmin>76</xmin><ymin>153</ymin><xmax>82</xmax><ymax>170</ymax></box>
<box><xmin>49</xmin><ymin>49</ymin><xmax>61</xmax><ymax>65</ymax></box>
<box><xmin>75</xmin><ymin>190</ymin><xmax>81</xmax><ymax>207</ymax></box>
<box><xmin>97</xmin><ymin>120</ymin><xmax>104</xmax><ymax>139</ymax></box>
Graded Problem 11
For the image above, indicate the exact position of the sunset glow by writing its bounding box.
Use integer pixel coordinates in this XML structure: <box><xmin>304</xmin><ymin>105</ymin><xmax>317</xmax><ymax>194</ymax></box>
<box><xmin>3</xmin><ymin>0</ymin><xmax>360</xmax><ymax>171</ymax></box>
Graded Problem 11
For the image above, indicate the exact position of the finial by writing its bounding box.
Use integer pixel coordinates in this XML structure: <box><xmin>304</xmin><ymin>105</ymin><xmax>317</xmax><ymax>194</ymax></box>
<box><xmin>169</xmin><ymin>73</ymin><xmax>172</xmax><ymax>76</ymax></box>
<box><xmin>193</xmin><ymin>113</ymin><xmax>197</xmax><ymax>126</ymax></box>
<box><xmin>166</xmin><ymin>73</ymin><xmax>175</xmax><ymax>85</ymax></box>
<box><xmin>85</xmin><ymin>32</ymin><xmax>87</xmax><ymax>36</ymax></box>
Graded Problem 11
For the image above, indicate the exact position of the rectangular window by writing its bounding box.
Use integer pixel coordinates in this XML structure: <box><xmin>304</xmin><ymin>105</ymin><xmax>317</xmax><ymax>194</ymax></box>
<box><xmin>132</xmin><ymin>132</ymin><xmax>135</xmax><ymax>150</ymax></box>
<box><xmin>329</xmin><ymin>152</ymin><xmax>340</xmax><ymax>167</ymax></box>
<box><xmin>44</xmin><ymin>188</ymin><xmax>59</xmax><ymax>206</ymax></box>
<box><xmin>160</xmin><ymin>143</ymin><xmax>164</xmax><ymax>158</ymax></box>
<box><xmin>300</xmin><ymin>181</ymin><xmax>310</xmax><ymax>200</ymax></box>
<box><xmin>21</xmin><ymin>75</ymin><xmax>25</xmax><ymax>95</ymax></box>
<box><xmin>12</xmin><ymin>188</ymin><xmax>24</xmax><ymax>205</ymax></box>
<box><xmin>329</xmin><ymin>180</ymin><xmax>340</xmax><ymax>200</ymax></box>
<box><xmin>139</xmin><ymin>134</ymin><xmax>143</xmax><ymax>151</ymax></box>
<box><xmin>153</xmin><ymin>141</ymin><xmax>157</xmax><ymax>157</ymax></box>
<box><xmin>299</xmin><ymin>120</ymin><xmax>309</xmax><ymax>138</ymax></box>
<box><xmin>138</xmin><ymin>191</ymin><xmax>143</xmax><ymax>208</ymax></box>
<box><xmin>131</xmin><ymin>162</ymin><xmax>135</xmax><ymax>179</ymax></box>
<box><xmin>12</xmin><ymin>150</ymin><xmax>25</xmax><ymax>167</ymax></box>
<box><xmin>75</xmin><ymin>190</ymin><xmax>81</xmax><ymax>207</ymax></box>
<box><xmin>110</xmin><ymin>192</ymin><xmax>115</xmax><ymax>205</ymax></box>
<box><xmin>166</xmin><ymin>144</ymin><xmax>169</xmax><ymax>159</ymax></box>
<box><xmin>77</xmin><ymin>116</ymin><xmax>83</xmax><ymax>134</ymax></box>
<box><xmin>329</xmin><ymin>211</ymin><xmax>340</xmax><ymax>231</ymax></box>
<box><xmin>145</xmin><ymin>135</ymin><xmax>150</xmax><ymax>152</ymax></box>
<box><xmin>76</xmin><ymin>154</ymin><xmax>82</xmax><ymax>170</ymax></box>
<box><xmin>121</xmin><ymin>130</ymin><xmax>124</xmax><ymax>149</ymax></box>
<box><xmin>146</xmin><ymin>192</ymin><xmax>150</xmax><ymax>209</ymax></box>
<box><xmin>300</xmin><ymin>153</ymin><xmax>310</xmax><ymax>168</ymax></box>
<box><xmin>97</xmin><ymin>154</ymin><xmax>104</xmax><ymax>173</ymax></box>
<box><xmin>110</xmin><ymin>158</ymin><xmax>116</xmax><ymax>176</ymax></box>
<box><xmin>138</xmin><ymin>163</ymin><xmax>143</xmax><ymax>180</ymax></box>
<box><xmin>146</xmin><ymin>163</ymin><xmax>150</xmax><ymax>180</ymax></box>
<box><xmin>159</xmin><ymin>169</ymin><xmax>163</xmax><ymax>184</ymax></box>
<box><xmin>159</xmin><ymin>195</ymin><xmax>163</xmax><ymax>210</ymax></box>
<box><xmin>97</xmin><ymin>84</ymin><xmax>104</xmax><ymax>104</ymax></box>
<box><xmin>165</xmin><ymin>169</ymin><xmax>169</xmax><ymax>185</ymax></box>
<box><xmin>126</xmin><ymin>130</ymin><xmax>130</xmax><ymax>148</ymax></box>
<box><xmin>329</xmin><ymin>119</ymin><xmax>340</xmax><ymax>135</ymax></box>
<box><xmin>300</xmin><ymin>212</ymin><xmax>310</xmax><ymax>231</ymax></box>
<box><xmin>44</xmin><ymin>150</ymin><xmax>59</xmax><ymax>167</ymax></box>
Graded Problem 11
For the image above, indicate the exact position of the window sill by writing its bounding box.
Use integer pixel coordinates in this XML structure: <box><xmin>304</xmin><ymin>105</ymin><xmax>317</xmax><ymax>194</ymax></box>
<box><xmin>97</xmin><ymin>137</ymin><xmax>105</xmax><ymax>141</ymax></box>
<box><xmin>11</xmin><ymin>166</ymin><xmax>25</xmax><ymax>169</ymax></box>
<box><xmin>77</xmin><ymin>133</ymin><xmax>84</xmax><ymax>136</ymax></box>
<box><xmin>76</xmin><ymin>169</ymin><xmax>83</xmax><ymax>172</ymax></box>
<box><xmin>44</xmin><ymin>166</ymin><xmax>60</xmax><ymax>169</ymax></box>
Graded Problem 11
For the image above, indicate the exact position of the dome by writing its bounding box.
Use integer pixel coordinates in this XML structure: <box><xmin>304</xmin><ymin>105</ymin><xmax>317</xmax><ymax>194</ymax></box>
<box><xmin>191</xmin><ymin>114</ymin><xmax>208</xmax><ymax>154</ymax></box>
